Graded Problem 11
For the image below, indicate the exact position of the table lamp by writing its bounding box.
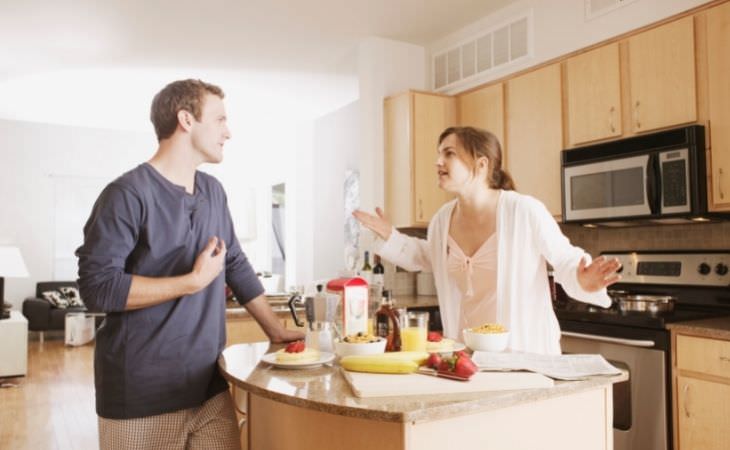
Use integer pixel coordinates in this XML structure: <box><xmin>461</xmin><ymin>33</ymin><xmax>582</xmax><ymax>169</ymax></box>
<box><xmin>0</xmin><ymin>245</ymin><xmax>29</xmax><ymax>319</ymax></box>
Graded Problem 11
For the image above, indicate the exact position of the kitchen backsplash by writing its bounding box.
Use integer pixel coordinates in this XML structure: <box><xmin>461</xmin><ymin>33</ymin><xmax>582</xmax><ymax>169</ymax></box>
<box><xmin>561</xmin><ymin>221</ymin><xmax>730</xmax><ymax>256</ymax></box>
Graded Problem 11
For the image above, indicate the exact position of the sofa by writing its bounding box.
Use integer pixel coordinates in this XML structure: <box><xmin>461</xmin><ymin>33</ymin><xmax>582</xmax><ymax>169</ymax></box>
<box><xmin>22</xmin><ymin>281</ymin><xmax>102</xmax><ymax>343</ymax></box>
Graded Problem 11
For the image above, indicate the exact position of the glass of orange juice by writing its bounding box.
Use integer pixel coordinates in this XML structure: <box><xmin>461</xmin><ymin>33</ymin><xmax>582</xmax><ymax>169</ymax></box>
<box><xmin>399</xmin><ymin>310</ymin><xmax>429</xmax><ymax>352</ymax></box>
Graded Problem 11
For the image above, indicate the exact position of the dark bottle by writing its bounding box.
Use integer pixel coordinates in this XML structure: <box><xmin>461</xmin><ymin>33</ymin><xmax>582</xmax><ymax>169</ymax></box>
<box><xmin>372</xmin><ymin>254</ymin><xmax>385</xmax><ymax>287</ymax></box>
<box><xmin>375</xmin><ymin>290</ymin><xmax>401</xmax><ymax>351</ymax></box>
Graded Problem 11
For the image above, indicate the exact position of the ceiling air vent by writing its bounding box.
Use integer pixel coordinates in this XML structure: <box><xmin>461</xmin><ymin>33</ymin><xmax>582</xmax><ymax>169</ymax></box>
<box><xmin>585</xmin><ymin>0</ymin><xmax>640</xmax><ymax>20</ymax></box>
<box><xmin>433</xmin><ymin>12</ymin><xmax>532</xmax><ymax>91</ymax></box>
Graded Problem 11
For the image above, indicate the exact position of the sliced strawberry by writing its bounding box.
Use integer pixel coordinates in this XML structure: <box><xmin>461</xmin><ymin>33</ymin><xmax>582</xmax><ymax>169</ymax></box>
<box><xmin>427</xmin><ymin>331</ymin><xmax>443</xmax><ymax>342</ymax></box>
<box><xmin>425</xmin><ymin>353</ymin><xmax>442</xmax><ymax>369</ymax></box>
<box><xmin>285</xmin><ymin>340</ymin><xmax>305</xmax><ymax>353</ymax></box>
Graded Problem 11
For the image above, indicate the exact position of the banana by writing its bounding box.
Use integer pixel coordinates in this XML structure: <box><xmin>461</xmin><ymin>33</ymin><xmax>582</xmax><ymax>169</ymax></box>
<box><xmin>340</xmin><ymin>355</ymin><xmax>418</xmax><ymax>374</ymax></box>
<box><xmin>376</xmin><ymin>351</ymin><xmax>429</xmax><ymax>365</ymax></box>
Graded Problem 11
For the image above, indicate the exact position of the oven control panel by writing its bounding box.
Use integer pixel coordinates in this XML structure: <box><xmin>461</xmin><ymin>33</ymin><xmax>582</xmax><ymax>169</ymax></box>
<box><xmin>602</xmin><ymin>251</ymin><xmax>730</xmax><ymax>286</ymax></box>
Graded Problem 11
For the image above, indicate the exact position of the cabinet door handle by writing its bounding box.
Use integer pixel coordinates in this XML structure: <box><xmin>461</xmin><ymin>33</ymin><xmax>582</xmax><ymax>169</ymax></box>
<box><xmin>418</xmin><ymin>198</ymin><xmax>423</xmax><ymax>220</ymax></box>
<box><xmin>683</xmin><ymin>383</ymin><xmax>691</xmax><ymax>418</ymax></box>
<box><xmin>609</xmin><ymin>106</ymin><xmax>616</xmax><ymax>133</ymax></box>
<box><xmin>720</xmin><ymin>355</ymin><xmax>730</xmax><ymax>363</ymax></box>
<box><xmin>720</xmin><ymin>168</ymin><xmax>725</xmax><ymax>200</ymax></box>
<box><xmin>634</xmin><ymin>100</ymin><xmax>641</xmax><ymax>130</ymax></box>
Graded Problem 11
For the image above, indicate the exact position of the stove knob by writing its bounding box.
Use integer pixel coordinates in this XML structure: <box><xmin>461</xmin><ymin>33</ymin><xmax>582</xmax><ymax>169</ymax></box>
<box><xmin>698</xmin><ymin>263</ymin><xmax>712</xmax><ymax>275</ymax></box>
<box><xmin>716</xmin><ymin>263</ymin><xmax>729</xmax><ymax>276</ymax></box>
<box><xmin>616</xmin><ymin>264</ymin><xmax>624</xmax><ymax>274</ymax></box>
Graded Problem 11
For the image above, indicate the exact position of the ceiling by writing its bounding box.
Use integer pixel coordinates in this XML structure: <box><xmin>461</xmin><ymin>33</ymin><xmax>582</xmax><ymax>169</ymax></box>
<box><xmin>0</xmin><ymin>0</ymin><xmax>516</xmax><ymax>129</ymax></box>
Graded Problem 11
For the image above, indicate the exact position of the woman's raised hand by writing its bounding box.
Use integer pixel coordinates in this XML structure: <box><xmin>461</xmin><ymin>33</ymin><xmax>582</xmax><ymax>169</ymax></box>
<box><xmin>352</xmin><ymin>207</ymin><xmax>393</xmax><ymax>241</ymax></box>
<box><xmin>577</xmin><ymin>256</ymin><xmax>622</xmax><ymax>292</ymax></box>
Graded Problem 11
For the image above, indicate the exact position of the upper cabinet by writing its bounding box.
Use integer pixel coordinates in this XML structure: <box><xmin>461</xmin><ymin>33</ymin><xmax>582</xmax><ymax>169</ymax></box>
<box><xmin>384</xmin><ymin>91</ymin><xmax>456</xmax><ymax>227</ymax></box>
<box><xmin>457</xmin><ymin>83</ymin><xmax>505</xmax><ymax>148</ymax></box>
<box><xmin>706</xmin><ymin>1</ymin><xmax>730</xmax><ymax>211</ymax></box>
<box><xmin>627</xmin><ymin>16</ymin><xmax>697</xmax><ymax>134</ymax></box>
<box><xmin>565</xmin><ymin>43</ymin><xmax>622</xmax><ymax>146</ymax></box>
<box><xmin>506</xmin><ymin>64</ymin><xmax>563</xmax><ymax>216</ymax></box>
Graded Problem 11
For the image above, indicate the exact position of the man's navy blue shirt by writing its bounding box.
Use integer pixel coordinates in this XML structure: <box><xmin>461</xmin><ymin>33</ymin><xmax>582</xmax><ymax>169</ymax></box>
<box><xmin>76</xmin><ymin>163</ymin><xmax>263</xmax><ymax>419</ymax></box>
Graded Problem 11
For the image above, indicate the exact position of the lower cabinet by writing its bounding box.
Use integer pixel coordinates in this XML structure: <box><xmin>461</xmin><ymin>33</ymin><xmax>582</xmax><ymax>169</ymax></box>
<box><xmin>673</xmin><ymin>333</ymin><xmax>730</xmax><ymax>450</ymax></box>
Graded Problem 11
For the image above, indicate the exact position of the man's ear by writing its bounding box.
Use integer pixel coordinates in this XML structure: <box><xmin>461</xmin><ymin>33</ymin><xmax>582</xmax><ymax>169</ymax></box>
<box><xmin>177</xmin><ymin>110</ymin><xmax>194</xmax><ymax>132</ymax></box>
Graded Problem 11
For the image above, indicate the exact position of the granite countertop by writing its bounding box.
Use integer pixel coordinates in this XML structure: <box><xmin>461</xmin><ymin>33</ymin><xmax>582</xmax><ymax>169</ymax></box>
<box><xmin>667</xmin><ymin>316</ymin><xmax>730</xmax><ymax>340</ymax></box>
<box><xmin>218</xmin><ymin>342</ymin><xmax>624</xmax><ymax>424</ymax></box>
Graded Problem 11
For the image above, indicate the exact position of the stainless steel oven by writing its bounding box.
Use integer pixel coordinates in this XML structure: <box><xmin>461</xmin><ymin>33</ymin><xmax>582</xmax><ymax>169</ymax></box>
<box><xmin>555</xmin><ymin>251</ymin><xmax>730</xmax><ymax>450</ymax></box>
<box><xmin>560</xmin><ymin>125</ymin><xmax>722</xmax><ymax>225</ymax></box>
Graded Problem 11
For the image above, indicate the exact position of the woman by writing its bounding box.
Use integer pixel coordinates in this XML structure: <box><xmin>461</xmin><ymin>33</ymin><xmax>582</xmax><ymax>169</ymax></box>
<box><xmin>353</xmin><ymin>126</ymin><xmax>620</xmax><ymax>355</ymax></box>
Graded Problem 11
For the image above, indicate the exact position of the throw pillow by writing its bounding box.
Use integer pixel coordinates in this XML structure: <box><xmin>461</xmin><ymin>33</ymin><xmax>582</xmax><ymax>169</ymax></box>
<box><xmin>41</xmin><ymin>290</ymin><xmax>69</xmax><ymax>309</ymax></box>
<box><xmin>59</xmin><ymin>286</ymin><xmax>84</xmax><ymax>308</ymax></box>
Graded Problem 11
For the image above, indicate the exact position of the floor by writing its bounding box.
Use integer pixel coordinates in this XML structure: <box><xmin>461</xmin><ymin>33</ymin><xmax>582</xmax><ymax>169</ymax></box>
<box><xmin>0</xmin><ymin>339</ymin><xmax>98</xmax><ymax>450</ymax></box>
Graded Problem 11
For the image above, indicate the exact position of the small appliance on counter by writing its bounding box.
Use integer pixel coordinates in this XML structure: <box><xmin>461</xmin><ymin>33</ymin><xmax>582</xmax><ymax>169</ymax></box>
<box><xmin>326</xmin><ymin>277</ymin><xmax>369</xmax><ymax>336</ymax></box>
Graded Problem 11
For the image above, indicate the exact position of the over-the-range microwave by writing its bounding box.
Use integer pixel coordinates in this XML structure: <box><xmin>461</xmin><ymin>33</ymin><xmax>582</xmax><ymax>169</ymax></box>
<box><xmin>561</xmin><ymin>125</ymin><xmax>729</xmax><ymax>226</ymax></box>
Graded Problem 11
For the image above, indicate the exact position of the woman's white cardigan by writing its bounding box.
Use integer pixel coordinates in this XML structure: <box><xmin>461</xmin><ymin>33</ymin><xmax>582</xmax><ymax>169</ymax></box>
<box><xmin>376</xmin><ymin>190</ymin><xmax>611</xmax><ymax>355</ymax></box>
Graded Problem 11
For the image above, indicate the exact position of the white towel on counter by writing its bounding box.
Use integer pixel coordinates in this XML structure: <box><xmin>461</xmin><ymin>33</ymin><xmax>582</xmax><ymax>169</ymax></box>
<box><xmin>375</xmin><ymin>190</ymin><xmax>611</xmax><ymax>355</ymax></box>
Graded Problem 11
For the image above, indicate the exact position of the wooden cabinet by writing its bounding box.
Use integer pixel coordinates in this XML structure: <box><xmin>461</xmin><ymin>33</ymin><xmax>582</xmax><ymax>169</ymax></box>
<box><xmin>706</xmin><ymin>2</ymin><xmax>730</xmax><ymax>211</ymax></box>
<box><xmin>226</xmin><ymin>315</ymin><xmax>270</xmax><ymax>346</ymax></box>
<box><xmin>384</xmin><ymin>91</ymin><xmax>456</xmax><ymax>227</ymax></box>
<box><xmin>506</xmin><ymin>63</ymin><xmax>563</xmax><ymax>216</ymax></box>
<box><xmin>457</xmin><ymin>83</ymin><xmax>505</xmax><ymax>148</ymax></box>
<box><xmin>565</xmin><ymin>43</ymin><xmax>622</xmax><ymax>146</ymax></box>
<box><xmin>627</xmin><ymin>16</ymin><xmax>697</xmax><ymax>134</ymax></box>
<box><xmin>673</xmin><ymin>333</ymin><xmax>730</xmax><ymax>450</ymax></box>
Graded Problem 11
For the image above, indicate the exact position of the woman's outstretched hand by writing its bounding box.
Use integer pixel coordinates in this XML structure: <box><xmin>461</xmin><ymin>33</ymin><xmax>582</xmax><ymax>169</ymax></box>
<box><xmin>352</xmin><ymin>207</ymin><xmax>393</xmax><ymax>241</ymax></box>
<box><xmin>577</xmin><ymin>256</ymin><xmax>622</xmax><ymax>292</ymax></box>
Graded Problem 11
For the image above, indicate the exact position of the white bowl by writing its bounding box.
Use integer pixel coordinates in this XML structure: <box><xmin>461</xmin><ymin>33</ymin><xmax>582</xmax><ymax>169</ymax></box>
<box><xmin>334</xmin><ymin>336</ymin><xmax>387</xmax><ymax>357</ymax></box>
<box><xmin>463</xmin><ymin>327</ymin><xmax>510</xmax><ymax>352</ymax></box>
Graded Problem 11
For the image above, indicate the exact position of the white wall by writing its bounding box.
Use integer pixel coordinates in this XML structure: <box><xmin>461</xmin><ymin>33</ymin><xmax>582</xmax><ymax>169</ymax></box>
<box><xmin>429</xmin><ymin>0</ymin><xmax>712</xmax><ymax>94</ymax></box>
<box><xmin>0</xmin><ymin>119</ymin><xmax>154</xmax><ymax>309</ymax></box>
<box><xmin>306</xmin><ymin>37</ymin><xmax>428</xmax><ymax>281</ymax></box>
<box><xmin>311</xmin><ymin>101</ymin><xmax>361</xmax><ymax>280</ymax></box>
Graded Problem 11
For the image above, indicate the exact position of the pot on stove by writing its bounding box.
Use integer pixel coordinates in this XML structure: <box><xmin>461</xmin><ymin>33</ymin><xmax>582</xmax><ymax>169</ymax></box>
<box><xmin>617</xmin><ymin>294</ymin><xmax>676</xmax><ymax>314</ymax></box>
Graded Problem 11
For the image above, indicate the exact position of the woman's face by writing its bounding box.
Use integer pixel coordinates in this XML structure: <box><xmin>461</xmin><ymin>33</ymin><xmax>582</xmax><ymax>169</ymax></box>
<box><xmin>436</xmin><ymin>133</ymin><xmax>487</xmax><ymax>193</ymax></box>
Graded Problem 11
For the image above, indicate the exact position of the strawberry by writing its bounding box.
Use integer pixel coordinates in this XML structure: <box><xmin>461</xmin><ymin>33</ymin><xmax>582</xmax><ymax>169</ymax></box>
<box><xmin>427</xmin><ymin>331</ymin><xmax>443</xmax><ymax>342</ymax></box>
<box><xmin>425</xmin><ymin>353</ymin><xmax>442</xmax><ymax>369</ymax></box>
<box><xmin>285</xmin><ymin>340</ymin><xmax>305</xmax><ymax>353</ymax></box>
<box><xmin>452</xmin><ymin>353</ymin><xmax>478</xmax><ymax>379</ymax></box>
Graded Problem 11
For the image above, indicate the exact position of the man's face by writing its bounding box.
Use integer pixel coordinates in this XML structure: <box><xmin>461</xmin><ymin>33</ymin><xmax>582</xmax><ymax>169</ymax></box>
<box><xmin>190</xmin><ymin>93</ymin><xmax>231</xmax><ymax>164</ymax></box>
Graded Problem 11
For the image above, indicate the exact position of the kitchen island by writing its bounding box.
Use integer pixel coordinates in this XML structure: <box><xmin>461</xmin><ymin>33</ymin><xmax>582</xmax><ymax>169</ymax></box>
<box><xmin>219</xmin><ymin>343</ymin><xmax>624</xmax><ymax>450</ymax></box>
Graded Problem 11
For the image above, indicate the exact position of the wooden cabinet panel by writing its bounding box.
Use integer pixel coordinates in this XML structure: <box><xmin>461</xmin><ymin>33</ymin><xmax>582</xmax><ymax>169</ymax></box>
<box><xmin>457</xmin><ymin>83</ymin><xmax>505</xmax><ymax>148</ymax></box>
<box><xmin>384</xmin><ymin>93</ymin><xmax>413</xmax><ymax>228</ymax></box>
<box><xmin>413</xmin><ymin>93</ymin><xmax>455</xmax><ymax>224</ymax></box>
<box><xmin>506</xmin><ymin>64</ymin><xmax>563</xmax><ymax>216</ymax></box>
<box><xmin>565</xmin><ymin>43</ymin><xmax>622</xmax><ymax>146</ymax></box>
<box><xmin>676</xmin><ymin>376</ymin><xmax>730</xmax><ymax>450</ymax></box>
<box><xmin>706</xmin><ymin>2</ymin><xmax>730</xmax><ymax>210</ymax></box>
<box><xmin>226</xmin><ymin>315</ymin><xmax>277</xmax><ymax>346</ymax></box>
<box><xmin>676</xmin><ymin>334</ymin><xmax>730</xmax><ymax>379</ymax></box>
<box><xmin>384</xmin><ymin>91</ymin><xmax>456</xmax><ymax>227</ymax></box>
<box><xmin>627</xmin><ymin>16</ymin><xmax>697</xmax><ymax>133</ymax></box>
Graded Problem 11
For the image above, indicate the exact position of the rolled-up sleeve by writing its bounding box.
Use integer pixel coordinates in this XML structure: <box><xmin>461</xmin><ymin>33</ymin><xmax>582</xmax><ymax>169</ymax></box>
<box><xmin>76</xmin><ymin>183</ymin><xmax>140</xmax><ymax>313</ymax></box>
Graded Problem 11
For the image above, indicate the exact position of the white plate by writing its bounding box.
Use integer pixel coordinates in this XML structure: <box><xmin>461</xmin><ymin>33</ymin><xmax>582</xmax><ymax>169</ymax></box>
<box><xmin>427</xmin><ymin>342</ymin><xmax>467</xmax><ymax>353</ymax></box>
<box><xmin>261</xmin><ymin>351</ymin><xmax>335</xmax><ymax>369</ymax></box>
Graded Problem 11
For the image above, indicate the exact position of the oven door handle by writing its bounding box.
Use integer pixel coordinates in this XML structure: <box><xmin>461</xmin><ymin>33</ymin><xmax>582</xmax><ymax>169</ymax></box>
<box><xmin>561</xmin><ymin>331</ymin><xmax>655</xmax><ymax>348</ymax></box>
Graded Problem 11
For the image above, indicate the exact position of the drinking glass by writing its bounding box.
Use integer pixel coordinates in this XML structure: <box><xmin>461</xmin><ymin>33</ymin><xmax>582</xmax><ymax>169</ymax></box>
<box><xmin>399</xmin><ymin>310</ymin><xmax>429</xmax><ymax>352</ymax></box>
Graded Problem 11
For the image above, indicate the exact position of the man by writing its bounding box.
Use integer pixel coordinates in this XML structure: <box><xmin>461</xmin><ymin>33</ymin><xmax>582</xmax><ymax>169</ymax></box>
<box><xmin>76</xmin><ymin>79</ymin><xmax>303</xmax><ymax>449</ymax></box>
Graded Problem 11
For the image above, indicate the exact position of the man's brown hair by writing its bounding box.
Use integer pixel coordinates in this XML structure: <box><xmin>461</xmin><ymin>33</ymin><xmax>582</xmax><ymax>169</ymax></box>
<box><xmin>150</xmin><ymin>79</ymin><xmax>225</xmax><ymax>141</ymax></box>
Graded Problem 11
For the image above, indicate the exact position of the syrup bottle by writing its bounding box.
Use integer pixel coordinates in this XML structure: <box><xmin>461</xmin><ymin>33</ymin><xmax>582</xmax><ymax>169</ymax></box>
<box><xmin>375</xmin><ymin>290</ymin><xmax>401</xmax><ymax>351</ymax></box>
